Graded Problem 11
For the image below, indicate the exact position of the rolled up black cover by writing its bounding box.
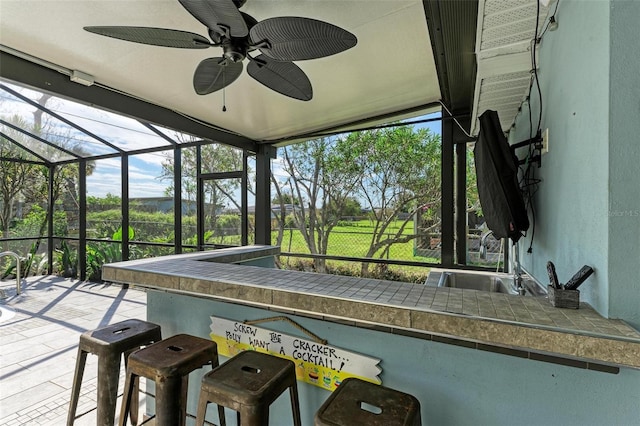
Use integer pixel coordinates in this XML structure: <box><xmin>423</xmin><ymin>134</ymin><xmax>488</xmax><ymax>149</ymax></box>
<box><xmin>474</xmin><ymin>110</ymin><xmax>529</xmax><ymax>242</ymax></box>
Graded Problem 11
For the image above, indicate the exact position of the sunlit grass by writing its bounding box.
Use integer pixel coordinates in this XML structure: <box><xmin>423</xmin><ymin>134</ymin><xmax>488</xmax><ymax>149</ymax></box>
<box><xmin>272</xmin><ymin>220</ymin><xmax>439</xmax><ymax>281</ymax></box>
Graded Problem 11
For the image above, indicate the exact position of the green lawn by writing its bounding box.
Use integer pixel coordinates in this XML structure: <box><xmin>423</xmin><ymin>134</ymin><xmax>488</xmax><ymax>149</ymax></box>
<box><xmin>273</xmin><ymin>220</ymin><xmax>438</xmax><ymax>282</ymax></box>
<box><xmin>276</xmin><ymin>219</ymin><xmax>434</xmax><ymax>258</ymax></box>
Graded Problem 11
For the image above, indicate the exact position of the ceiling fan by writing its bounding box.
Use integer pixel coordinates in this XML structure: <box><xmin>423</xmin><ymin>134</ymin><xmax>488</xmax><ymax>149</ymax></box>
<box><xmin>84</xmin><ymin>0</ymin><xmax>357</xmax><ymax>101</ymax></box>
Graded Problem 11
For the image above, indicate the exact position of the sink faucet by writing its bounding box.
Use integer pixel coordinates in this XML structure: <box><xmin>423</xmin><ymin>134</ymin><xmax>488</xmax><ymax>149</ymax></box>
<box><xmin>511</xmin><ymin>241</ymin><xmax>525</xmax><ymax>295</ymax></box>
<box><xmin>479</xmin><ymin>230</ymin><xmax>494</xmax><ymax>260</ymax></box>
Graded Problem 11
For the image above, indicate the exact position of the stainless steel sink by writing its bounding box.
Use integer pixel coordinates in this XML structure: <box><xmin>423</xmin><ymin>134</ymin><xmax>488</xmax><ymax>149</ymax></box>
<box><xmin>439</xmin><ymin>270</ymin><xmax>516</xmax><ymax>294</ymax></box>
<box><xmin>426</xmin><ymin>268</ymin><xmax>547</xmax><ymax>296</ymax></box>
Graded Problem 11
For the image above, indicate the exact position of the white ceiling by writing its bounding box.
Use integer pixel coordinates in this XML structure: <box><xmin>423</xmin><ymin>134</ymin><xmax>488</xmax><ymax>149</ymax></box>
<box><xmin>0</xmin><ymin>0</ymin><xmax>441</xmax><ymax>142</ymax></box>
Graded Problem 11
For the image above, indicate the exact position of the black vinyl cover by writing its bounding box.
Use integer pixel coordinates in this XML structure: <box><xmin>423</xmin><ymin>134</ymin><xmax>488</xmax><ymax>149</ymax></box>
<box><xmin>474</xmin><ymin>110</ymin><xmax>529</xmax><ymax>242</ymax></box>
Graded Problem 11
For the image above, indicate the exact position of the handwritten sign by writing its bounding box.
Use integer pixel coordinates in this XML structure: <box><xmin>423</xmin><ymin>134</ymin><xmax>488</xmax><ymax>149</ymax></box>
<box><xmin>209</xmin><ymin>316</ymin><xmax>381</xmax><ymax>391</ymax></box>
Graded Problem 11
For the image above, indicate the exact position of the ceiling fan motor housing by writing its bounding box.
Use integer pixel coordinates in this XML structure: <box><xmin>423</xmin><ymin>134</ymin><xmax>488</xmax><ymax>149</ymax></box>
<box><xmin>222</xmin><ymin>38</ymin><xmax>246</xmax><ymax>62</ymax></box>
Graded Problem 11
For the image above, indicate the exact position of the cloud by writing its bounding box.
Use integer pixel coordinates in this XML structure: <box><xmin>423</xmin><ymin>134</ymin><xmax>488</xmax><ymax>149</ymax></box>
<box><xmin>86</xmin><ymin>174</ymin><xmax>169</xmax><ymax>198</ymax></box>
<box><xmin>129</xmin><ymin>151</ymin><xmax>171</xmax><ymax>168</ymax></box>
<box><xmin>129</xmin><ymin>180</ymin><xmax>170</xmax><ymax>198</ymax></box>
<box><xmin>1</xmin><ymin>82</ymin><xmax>179</xmax><ymax>163</ymax></box>
<box><xmin>85</xmin><ymin>179</ymin><xmax>120</xmax><ymax>198</ymax></box>
<box><xmin>87</xmin><ymin>159</ymin><xmax>170</xmax><ymax>198</ymax></box>
<box><xmin>91</xmin><ymin>158</ymin><xmax>121</xmax><ymax>171</ymax></box>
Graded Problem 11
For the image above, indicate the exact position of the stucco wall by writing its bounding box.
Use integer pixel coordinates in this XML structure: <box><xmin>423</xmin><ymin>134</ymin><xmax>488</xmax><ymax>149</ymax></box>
<box><xmin>607</xmin><ymin>0</ymin><xmax>640</xmax><ymax>329</ymax></box>
<box><xmin>148</xmin><ymin>290</ymin><xmax>640</xmax><ymax>425</ymax></box>
<box><xmin>509</xmin><ymin>1</ymin><xmax>612</xmax><ymax>320</ymax></box>
<box><xmin>509</xmin><ymin>1</ymin><xmax>640</xmax><ymax>329</ymax></box>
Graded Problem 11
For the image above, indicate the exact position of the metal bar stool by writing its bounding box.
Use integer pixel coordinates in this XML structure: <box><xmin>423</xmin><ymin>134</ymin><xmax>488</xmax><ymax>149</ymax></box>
<box><xmin>195</xmin><ymin>350</ymin><xmax>302</xmax><ymax>426</ymax></box>
<box><xmin>119</xmin><ymin>333</ymin><xmax>225</xmax><ymax>426</ymax></box>
<box><xmin>314</xmin><ymin>377</ymin><xmax>421</xmax><ymax>426</ymax></box>
<box><xmin>67</xmin><ymin>319</ymin><xmax>162</xmax><ymax>426</ymax></box>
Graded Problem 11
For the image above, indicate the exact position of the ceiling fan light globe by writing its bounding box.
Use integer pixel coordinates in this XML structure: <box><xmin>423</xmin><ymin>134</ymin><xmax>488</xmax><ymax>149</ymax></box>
<box><xmin>225</xmin><ymin>51</ymin><xmax>245</xmax><ymax>62</ymax></box>
<box><xmin>222</xmin><ymin>38</ymin><xmax>247</xmax><ymax>62</ymax></box>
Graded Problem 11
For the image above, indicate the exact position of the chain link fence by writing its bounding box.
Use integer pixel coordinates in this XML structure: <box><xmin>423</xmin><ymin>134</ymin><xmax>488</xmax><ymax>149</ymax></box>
<box><xmin>275</xmin><ymin>220</ymin><xmax>503</xmax><ymax>281</ymax></box>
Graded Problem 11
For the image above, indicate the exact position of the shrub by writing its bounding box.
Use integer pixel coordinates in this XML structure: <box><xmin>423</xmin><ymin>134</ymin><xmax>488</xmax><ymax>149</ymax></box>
<box><xmin>11</xmin><ymin>205</ymin><xmax>68</xmax><ymax>237</ymax></box>
<box><xmin>214</xmin><ymin>214</ymin><xmax>241</xmax><ymax>237</ymax></box>
<box><xmin>277</xmin><ymin>256</ymin><xmax>429</xmax><ymax>284</ymax></box>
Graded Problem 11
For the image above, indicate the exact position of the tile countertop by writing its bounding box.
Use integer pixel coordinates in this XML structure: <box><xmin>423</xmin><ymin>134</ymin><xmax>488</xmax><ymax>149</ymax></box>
<box><xmin>102</xmin><ymin>246</ymin><xmax>640</xmax><ymax>370</ymax></box>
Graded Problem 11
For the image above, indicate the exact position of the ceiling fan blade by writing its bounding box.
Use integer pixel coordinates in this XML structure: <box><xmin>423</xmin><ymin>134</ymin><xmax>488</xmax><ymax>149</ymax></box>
<box><xmin>247</xmin><ymin>55</ymin><xmax>312</xmax><ymax>101</ymax></box>
<box><xmin>84</xmin><ymin>26</ymin><xmax>211</xmax><ymax>48</ymax></box>
<box><xmin>178</xmin><ymin>0</ymin><xmax>248</xmax><ymax>38</ymax></box>
<box><xmin>193</xmin><ymin>57</ymin><xmax>243</xmax><ymax>95</ymax></box>
<box><xmin>249</xmin><ymin>17</ymin><xmax>357</xmax><ymax>61</ymax></box>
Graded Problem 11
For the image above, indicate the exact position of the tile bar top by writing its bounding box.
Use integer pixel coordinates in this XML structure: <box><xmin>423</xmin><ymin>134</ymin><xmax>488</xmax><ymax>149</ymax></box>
<box><xmin>102</xmin><ymin>246</ymin><xmax>640</xmax><ymax>370</ymax></box>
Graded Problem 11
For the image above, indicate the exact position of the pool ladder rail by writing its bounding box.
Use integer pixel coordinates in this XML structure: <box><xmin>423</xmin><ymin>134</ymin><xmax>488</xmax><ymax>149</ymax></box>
<box><xmin>0</xmin><ymin>251</ymin><xmax>22</xmax><ymax>296</ymax></box>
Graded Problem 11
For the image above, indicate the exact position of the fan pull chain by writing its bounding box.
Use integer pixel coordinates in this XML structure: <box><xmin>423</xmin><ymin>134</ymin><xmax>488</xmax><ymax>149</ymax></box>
<box><xmin>222</xmin><ymin>69</ymin><xmax>227</xmax><ymax>112</ymax></box>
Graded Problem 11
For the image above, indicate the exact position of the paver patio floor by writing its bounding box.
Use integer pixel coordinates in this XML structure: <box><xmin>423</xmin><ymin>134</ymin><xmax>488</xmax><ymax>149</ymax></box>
<box><xmin>1</xmin><ymin>275</ymin><xmax>149</xmax><ymax>425</ymax></box>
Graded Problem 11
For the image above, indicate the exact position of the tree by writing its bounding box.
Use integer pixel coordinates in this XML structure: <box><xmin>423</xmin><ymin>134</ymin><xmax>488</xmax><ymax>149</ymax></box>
<box><xmin>276</xmin><ymin>137</ymin><xmax>360</xmax><ymax>272</ymax></box>
<box><xmin>270</xmin><ymin>188</ymin><xmax>300</xmax><ymax>251</ymax></box>
<box><xmin>87</xmin><ymin>193</ymin><xmax>122</xmax><ymax>211</ymax></box>
<box><xmin>271</xmin><ymin>125</ymin><xmax>442</xmax><ymax>276</ymax></box>
<box><xmin>159</xmin><ymin>142</ymin><xmax>247</xmax><ymax>242</ymax></box>
<box><xmin>466</xmin><ymin>144</ymin><xmax>482</xmax><ymax>217</ymax></box>
<box><xmin>271</xmin><ymin>192</ymin><xmax>299</xmax><ymax>206</ymax></box>
<box><xmin>0</xmin><ymin>117</ymin><xmax>39</xmax><ymax>237</ymax></box>
<box><xmin>335</xmin><ymin>125</ymin><xmax>441</xmax><ymax>275</ymax></box>
<box><xmin>19</xmin><ymin>93</ymin><xmax>97</xmax><ymax>235</ymax></box>
<box><xmin>336</xmin><ymin>197</ymin><xmax>361</xmax><ymax>218</ymax></box>
<box><xmin>0</xmin><ymin>93</ymin><xmax>93</xmax><ymax>239</ymax></box>
<box><xmin>0</xmin><ymin>91</ymin><xmax>98</xmax><ymax>276</ymax></box>
<box><xmin>270</xmin><ymin>172</ymin><xmax>289</xmax><ymax>251</ymax></box>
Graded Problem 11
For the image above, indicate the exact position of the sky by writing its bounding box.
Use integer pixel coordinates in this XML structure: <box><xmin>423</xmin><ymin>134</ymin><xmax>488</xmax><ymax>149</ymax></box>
<box><xmin>2</xmin><ymin>81</ymin><xmax>442</xmax><ymax>204</ymax></box>
<box><xmin>1</xmin><ymin>82</ymin><xmax>177</xmax><ymax>198</ymax></box>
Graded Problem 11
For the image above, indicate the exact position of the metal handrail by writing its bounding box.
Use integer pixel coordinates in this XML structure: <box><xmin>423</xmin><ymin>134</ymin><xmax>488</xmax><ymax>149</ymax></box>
<box><xmin>0</xmin><ymin>251</ymin><xmax>21</xmax><ymax>295</ymax></box>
